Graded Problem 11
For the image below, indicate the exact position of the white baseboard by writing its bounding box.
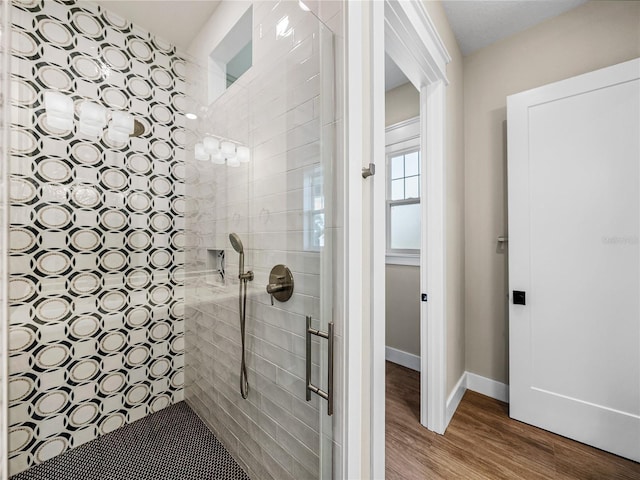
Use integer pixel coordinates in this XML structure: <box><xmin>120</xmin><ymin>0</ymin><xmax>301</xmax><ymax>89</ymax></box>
<box><xmin>466</xmin><ymin>372</ymin><xmax>509</xmax><ymax>403</ymax></box>
<box><xmin>444</xmin><ymin>371</ymin><xmax>510</xmax><ymax>429</ymax></box>
<box><xmin>385</xmin><ymin>346</ymin><xmax>420</xmax><ymax>371</ymax></box>
<box><xmin>445</xmin><ymin>372</ymin><xmax>466</xmax><ymax>427</ymax></box>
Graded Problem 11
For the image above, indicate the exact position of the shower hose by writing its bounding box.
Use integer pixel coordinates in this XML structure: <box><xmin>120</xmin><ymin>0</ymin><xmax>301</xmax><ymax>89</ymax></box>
<box><xmin>239</xmin><ymin>276</ymin><xmax>249</xmax><ymax>399</ymax></box>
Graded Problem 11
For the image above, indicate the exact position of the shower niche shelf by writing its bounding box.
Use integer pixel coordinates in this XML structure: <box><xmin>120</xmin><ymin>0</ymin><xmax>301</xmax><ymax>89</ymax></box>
<box><xmin>206</xmin><ymin>249</ymin><xmax>225</xmax><ymax>286</ymax></box>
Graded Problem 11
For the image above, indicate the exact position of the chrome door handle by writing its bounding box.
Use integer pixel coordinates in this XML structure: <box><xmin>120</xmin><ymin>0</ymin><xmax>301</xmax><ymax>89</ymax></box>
<box><xmin>306</xmin><ymin>315</ymin><xmax>334</xmax><ymax>416</ymax></box>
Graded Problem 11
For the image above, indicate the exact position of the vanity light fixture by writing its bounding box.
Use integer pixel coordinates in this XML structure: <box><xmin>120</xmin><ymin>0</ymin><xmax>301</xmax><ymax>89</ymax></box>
<box><xmin>194</xmin><ymin>135</ymin><xmax>251</xmax><ymax>166</ymax></box>
<box><xmin>43</xmin><ymin>91</ymin><xmax>145</xmax><ymax>141</ymax></box>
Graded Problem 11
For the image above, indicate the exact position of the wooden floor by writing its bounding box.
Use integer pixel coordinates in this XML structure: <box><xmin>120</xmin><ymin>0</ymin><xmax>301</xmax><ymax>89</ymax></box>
<box><xmin>385</xmin><ymin>362</ymin><xmax>640</xmax><ymax>480</ymax></box>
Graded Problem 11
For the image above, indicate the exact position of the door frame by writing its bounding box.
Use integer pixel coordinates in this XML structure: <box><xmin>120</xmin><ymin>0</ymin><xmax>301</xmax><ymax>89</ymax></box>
<box><xmin>344</xmin><ymin>1</ymin><xmax>450</xmax><ymax>477</ymax></box>
<box><xmin>371</xmin><ymin>1</ymin><xmax>450</xmax><ymax>477</ymax></box>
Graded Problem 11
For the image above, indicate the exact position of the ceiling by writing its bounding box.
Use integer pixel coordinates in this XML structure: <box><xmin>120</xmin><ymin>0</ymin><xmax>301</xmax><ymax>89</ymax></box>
<box><xmin>385</xmin><ymin>54</ymin><xmax>410</xmax><ymax>91</ymax></box>
<box><xmin>92</xmin><ymin>1</ymin><xmax>221</xmax><ymax>50</ymax></box>
<box><xmin>442</xmin><ymin>0</ymin><xmax>588</xmax><ymax>56</ymax></box>
<box><xmin>92</xmin><ymin>1</ymin><xmax>588</xmax><ymax>83</ymax></box>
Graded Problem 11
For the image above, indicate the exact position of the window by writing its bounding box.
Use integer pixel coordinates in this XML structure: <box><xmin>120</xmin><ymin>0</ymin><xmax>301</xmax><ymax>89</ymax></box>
<box><xmin>386</xmin><ymin>118</ymin><xmax>421</xmax><ymax>264</ymax></box>
<box><xmin>304</xmin><ymin>165</ymin><xmax>324</xmax><ymax>251</ymax></box>
<box><xmin>208</xmin><ymin>6</ymin><xmax>253</xmax><ymax>104</ymax></box>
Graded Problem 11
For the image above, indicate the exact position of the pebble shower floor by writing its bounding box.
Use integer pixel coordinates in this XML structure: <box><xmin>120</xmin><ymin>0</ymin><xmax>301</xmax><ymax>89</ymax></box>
<box><xmin>10</xmin><ymin>402</ymin><xmax>250</xmax><ymax>480</ymax></box>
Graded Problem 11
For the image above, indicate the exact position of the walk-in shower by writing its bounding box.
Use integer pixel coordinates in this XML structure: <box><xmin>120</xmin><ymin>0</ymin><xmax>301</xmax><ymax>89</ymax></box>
<box><xmin>3</xmin><ymin>0</ymin><xmax>344</xmax><ymax>479</ymax></box>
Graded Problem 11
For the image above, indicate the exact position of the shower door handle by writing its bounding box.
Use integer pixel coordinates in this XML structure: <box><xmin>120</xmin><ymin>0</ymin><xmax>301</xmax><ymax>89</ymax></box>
<box><xmin>306</xmin><ymin>315</ymin><xmax>334</xmax><ymax>416</ymax></box>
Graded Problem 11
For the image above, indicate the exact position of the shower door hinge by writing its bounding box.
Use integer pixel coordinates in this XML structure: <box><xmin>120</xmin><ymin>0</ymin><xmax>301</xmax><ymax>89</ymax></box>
<box><xmin>362</xmin><ymin>163</ymin><xmax>375</xmax><ymax>178</ymax></box>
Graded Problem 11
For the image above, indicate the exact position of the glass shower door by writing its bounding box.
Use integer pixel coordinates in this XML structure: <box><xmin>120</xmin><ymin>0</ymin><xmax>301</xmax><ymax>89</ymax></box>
<box><xmin>183</xmin><ymin>2</ymin><xmax>341</xmax><ymax>479</ymax></box>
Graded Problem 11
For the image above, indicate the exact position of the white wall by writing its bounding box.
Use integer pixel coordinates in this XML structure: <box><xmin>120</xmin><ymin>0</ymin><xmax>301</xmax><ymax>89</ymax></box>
<box><xmin>385</xmin><ymin>82</ymin><xmax>419</xmax><ymax>126</ymax></box>
<box><xmin>463</xmin><ymin>0</ymin><xmax>640</xmax><ymax>384</ymax></box>
<box><xmin>385</xmin><ymin>265</ymin><xmax>420</xmax><ymax>356</ymax></box>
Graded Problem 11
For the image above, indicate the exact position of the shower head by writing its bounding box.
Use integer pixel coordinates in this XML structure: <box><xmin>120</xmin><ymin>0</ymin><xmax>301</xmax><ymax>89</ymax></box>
<box><xmin>229</xmin><ymin>233</ymin><xmax>244</xmax><ymax>255</ymax></box>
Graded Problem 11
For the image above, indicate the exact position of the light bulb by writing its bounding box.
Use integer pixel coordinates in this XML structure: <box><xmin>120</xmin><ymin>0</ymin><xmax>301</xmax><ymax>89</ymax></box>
<box><xmin>78</xmin><ymin>101</ymin><xmax>107</xmax><ymax>139</ymax></box>
<box><xmin>221</xmin><ymin>141</ymin><xmax>235</xmax><ymax>156</ymax></box>
<box><xmin>44</xmin><ymin>91</ymin><xmax>74</xmax><ymax>131</ymax></box>
<box><xmin>203</xmin><ymin>136</ymin><xmax>220</xmax><ymax>154</ymax></box>
<box><xmin>194</xmin><ymin>143</ymin><xmax>209</xmax><ymax>161</ymax></box>
<box><xmin>211</xmin><ymin>151</ymin><xmax>225</xmax><ymax>165</ymax></box>
<box><xmin>237</xmin><ymin>146</ymin><xmax>250</xmax><ymax>163</ymax></box>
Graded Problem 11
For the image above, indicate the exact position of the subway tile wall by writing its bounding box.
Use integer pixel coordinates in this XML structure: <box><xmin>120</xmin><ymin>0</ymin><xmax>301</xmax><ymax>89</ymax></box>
<box><xmin>7</xmin><ymin>0</ymin><xmax>186</xmax><ymax>475</ymax></box>
<box><xmin>1</xmin><ymin>0</ymin><xmax>9</xmax><ymax>475</ymax></box>
<box><xmin>184</xmin><ymin>2</ymin><xmax>344</xmax><ymax>480</ymax></box>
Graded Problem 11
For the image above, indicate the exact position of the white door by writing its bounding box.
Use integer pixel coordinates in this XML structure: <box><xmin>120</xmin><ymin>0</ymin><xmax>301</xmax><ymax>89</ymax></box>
<box><xmin>508</xmin><ymin>58</ymin><xmax>640</xmax><ymax>462</ymax></box>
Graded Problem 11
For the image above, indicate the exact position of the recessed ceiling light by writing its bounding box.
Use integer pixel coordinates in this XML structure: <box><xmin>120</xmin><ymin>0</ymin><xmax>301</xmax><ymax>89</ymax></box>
<box><xmin>185</xmin><ymin>112</ymin><xmax>198</xmax><ymax>120</ymax></box>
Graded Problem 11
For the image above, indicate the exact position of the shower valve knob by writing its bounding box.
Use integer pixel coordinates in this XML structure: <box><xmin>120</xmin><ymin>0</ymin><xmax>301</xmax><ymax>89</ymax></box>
<box><xmin>267</xmin><ymin>265</ymin><xmax>294</xmax><ymax>305</ymax></box>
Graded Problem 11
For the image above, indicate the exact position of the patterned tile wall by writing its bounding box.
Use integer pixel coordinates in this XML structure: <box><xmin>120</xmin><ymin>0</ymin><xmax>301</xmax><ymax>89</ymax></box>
<box><xmin>7</xmin><ymin>0</ymin><xmax>186</xmax><ymax>475</ymax></box>
<box><xmin>184</xmin><ymin>2</ymin><xmax>344</xmax><ymax>480</ymax></box>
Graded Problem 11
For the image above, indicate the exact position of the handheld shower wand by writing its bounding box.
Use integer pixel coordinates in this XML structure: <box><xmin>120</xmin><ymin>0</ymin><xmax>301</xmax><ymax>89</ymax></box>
<box><xmin>229</xmin><ymin>233</ymin><xmax>253</xmax><ymax>399</ymax></box>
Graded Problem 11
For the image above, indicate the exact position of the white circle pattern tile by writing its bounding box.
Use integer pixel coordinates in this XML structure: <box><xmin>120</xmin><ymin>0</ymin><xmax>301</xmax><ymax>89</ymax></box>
<box><xmin>9</xmin><ymin>278</ymin><xmax>36</xmax><ymax>302</ymax></box>
<box><xmin>71</xmin><ymin>56</ymin><xmax>101</xmax><ymax>80</ymax></box>
<box><xmin>8</xmin><ymin>0</ymin><xmax>186</xmax><ymax>472</ymax></box>
<box><xmin>99</xmin><ymin>412</ymin><xmax>125</xmax><ymax>434</ymax></box>
<box><xmin>38</xmin><ymin>20</ymin><xmax>73</xmax><ymax>47</ymax></box>
<box><xmin>12</xmin><ymin>30</ymin><xmax>38</xmax><ymax>57</ymax></box>
<box><xmin>9</xmin><ymin>228</ymin><xmax>37</xmax><ymax>252</ymax></box>
<box><xmin>71</xmin><ymin>230</ymin><xmax>100</xmax><ymax>251</ymax></box>
<box><xmin>70</xmin><ymin>359</ymin><xmax>99</xmax><ymax>382</ymax></box>
<box><xmin>37</xmin><ymin>206</ymin><xmax>71</xmax><ymax>229</ymax></box>
<box><xmin>101</xmin><ymin>87</ymin><xmax>128</xmax><ymax>109</ymax></box>
<box><xmin>126</xmin><ymin>309</ymin><xmax>149</xmax><ymax>327</ymax></box>
<box><xmin>72</xmin><ymin>12</ymin><xmax>103</xmax><ymax>37</ymax></box>
<box><xmin>35</xmin><ymin>391</ymin><xmax>68</xmax><ymax>416</ymax></box>
<box><xmin>34</xmin><ymin>438</ymin><xmax>68</xmax><ymax>463</ymax></box>
<box><xmin>9</xmin><ymin>327</ymin><xmax>36</xmax><ymax>352</ymax></box>
<box><xmin>102</xmin><ymin>46</ymin><xmax>129</xmax><ymax>71</ymax></box>
<box><xmin>37</xmin><ymin>66</ymin><xmax>73</xmax><ymax>91</ymax></box>
<box><xmin>126</xmin><ymin>346</ymin><xmax>149</xmax><ymax>366</ymax></box>
<box><xmin>71</xmin><ymin>143</ymin><xmax>101</xmax><ymax>165</ymax></box>
<box><xmin>70</xmin><ymin>316</ymin><xmax>99</xmax><ymax>338</ymax></box>
<box><xmin>34</xmin><ymin>344</ymin><xmax>71</xmax><ymax>370</ymax></box>
<box><xmin>37</xmin><ymin>252</ymin><xmax>71</xmax><ymax>275</ymax></box>
<box><xmin>128</xmin><ymin>39</ymin><xmax>153</xmax><ymax>61</ymax></box>
<box><xmin>9</xmin><ymin>377</ymin><xmax>35</xmax><ymax>402</ymax></box>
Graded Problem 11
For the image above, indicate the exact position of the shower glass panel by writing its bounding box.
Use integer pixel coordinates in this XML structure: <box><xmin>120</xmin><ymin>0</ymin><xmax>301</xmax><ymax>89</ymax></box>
<box><xmin>184</xmin><ymin>2</ymin><xmax>340</xmax><ymax>479</ymax></box>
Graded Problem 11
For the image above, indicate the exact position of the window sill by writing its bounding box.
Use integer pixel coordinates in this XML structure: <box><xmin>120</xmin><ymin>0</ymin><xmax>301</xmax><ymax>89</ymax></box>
<box><xmin>385</xmin><ymin>254</ymin><xmax>420</xmax><ymax>267</ymax></box>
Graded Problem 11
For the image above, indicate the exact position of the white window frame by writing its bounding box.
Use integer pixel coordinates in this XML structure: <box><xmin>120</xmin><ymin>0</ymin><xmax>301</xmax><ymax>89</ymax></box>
<box><xmin>385</xmin><ymin>116</ymin><xmax>420</xmax><ymax>266</ymax></box>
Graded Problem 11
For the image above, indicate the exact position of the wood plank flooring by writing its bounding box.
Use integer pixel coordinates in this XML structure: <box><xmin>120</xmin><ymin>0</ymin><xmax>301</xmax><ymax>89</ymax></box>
<box><xmin>385</xmin><ymin>361</ymin><xmax>640</xmax><ymax>480</ymax></box>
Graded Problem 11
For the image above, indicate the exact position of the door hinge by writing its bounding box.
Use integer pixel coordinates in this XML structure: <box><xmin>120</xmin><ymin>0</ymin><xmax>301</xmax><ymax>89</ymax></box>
<box><xmin>421</xmin><ymin>293</ymin><xmax>428</xmax><ymax>302</ymax></box>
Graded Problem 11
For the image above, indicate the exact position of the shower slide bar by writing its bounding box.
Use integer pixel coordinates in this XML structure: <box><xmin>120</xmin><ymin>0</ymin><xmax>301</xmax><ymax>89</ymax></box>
<box><xmin>306</xmin><ymin>315</ymin><xmax>334</xmax><ymax>416</ymax></box>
